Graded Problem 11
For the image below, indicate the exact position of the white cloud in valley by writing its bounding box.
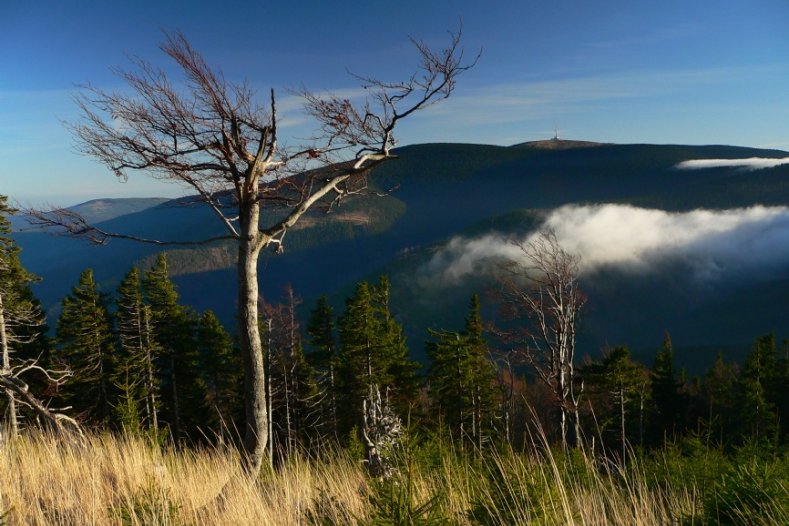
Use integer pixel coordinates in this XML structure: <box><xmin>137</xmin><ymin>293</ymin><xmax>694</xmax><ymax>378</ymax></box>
<box><xmin>425</xmin><ymin>204</ymin><xmax>789</xmax><ymax>283</ymax></box>
<box><xmin>675</xmin><ymin>157</ymin><xmax>789</xmax><ymax>170</ymax></box>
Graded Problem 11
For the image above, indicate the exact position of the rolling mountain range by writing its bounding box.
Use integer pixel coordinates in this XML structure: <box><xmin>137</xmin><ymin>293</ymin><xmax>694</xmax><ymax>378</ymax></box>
<box><xmin>12</xmin><ymin>139</ymin><xmax>789</xmax><ymax>374</ymax></box>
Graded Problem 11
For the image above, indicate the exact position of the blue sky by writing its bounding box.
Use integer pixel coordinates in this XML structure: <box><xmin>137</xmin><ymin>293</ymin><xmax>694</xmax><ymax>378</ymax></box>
<box><xmin>2</xmin><ymin>0</ymin><xmax>789</xmax><ymax>205</ymax></box>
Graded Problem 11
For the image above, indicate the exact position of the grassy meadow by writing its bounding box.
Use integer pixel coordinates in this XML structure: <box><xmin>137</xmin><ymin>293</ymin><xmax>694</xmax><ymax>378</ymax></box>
<box><xmin>1</xmin><ymin>430</ymin><xmax>786</xmax><ymax>525</ymax></box>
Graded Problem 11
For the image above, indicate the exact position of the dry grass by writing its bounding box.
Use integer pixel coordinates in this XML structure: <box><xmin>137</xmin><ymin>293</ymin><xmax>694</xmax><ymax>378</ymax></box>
<box><xmin>0</xmin><ymin>432</ymin><xmax>369</xmax><ymax>525</ymax></box>
<box><xmin>2</xmin><ymin>430</ymin><xmax>781</xmax><ymax>525</ymax></box>
<box><xmin>452</xmin><ymin>449</ymin><xmax>695</xmax><ymax>525</ymax></box>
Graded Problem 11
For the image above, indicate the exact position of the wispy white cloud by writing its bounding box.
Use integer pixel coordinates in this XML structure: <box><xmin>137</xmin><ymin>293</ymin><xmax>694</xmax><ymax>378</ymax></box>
<box><xmin>397</xmin><ymin>64</ymin><xmax>788</xmax><ymax>141</ymax></box>
<box><xmin>424</xmin><ymin>204</ymin><xmax>789</xmax><ymax>284</ymax></box>
<box><xmin>676</xmin><ymin>157</ymin><xmax>789</xmax><ymax>170</ymax></box>
<box><xmin>585</xmin><ymin>23</ymin><xmax>701</xmax><ymax>50</ymax></box>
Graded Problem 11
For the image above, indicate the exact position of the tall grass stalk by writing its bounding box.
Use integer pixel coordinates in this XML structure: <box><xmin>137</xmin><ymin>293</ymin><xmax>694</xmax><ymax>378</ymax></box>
<box><xmin>0</xmin><ymin>432</ymin><xmax>369</xmax><ymax>525</ymax></box>
<box><xmin>0</xmin><ymin>429</ymin><xmax>784</xmax><ymax>524</ymax></box>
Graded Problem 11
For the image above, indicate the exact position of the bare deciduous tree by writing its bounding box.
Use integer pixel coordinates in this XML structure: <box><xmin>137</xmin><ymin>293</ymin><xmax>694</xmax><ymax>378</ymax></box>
<box><xmin>0</xmin><ymin>283</ymin><xmax>19</xmax><ymax>437</ymax></box>
<box><xmin>29</xmin><ymin>30</ymin><xmax>475</xmax><ymax>474</ymax></box>
<box><xmin>498</xmin><ymin>230</ymin><xmax>586</xmax><ymax>449</ymax></box>
<box><xmin>0</xmin><ymin>263</ymin><xmax>80</xmax><ymax>443</ymax></box>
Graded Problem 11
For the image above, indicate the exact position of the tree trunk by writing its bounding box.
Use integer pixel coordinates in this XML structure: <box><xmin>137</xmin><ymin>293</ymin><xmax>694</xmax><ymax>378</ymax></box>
<box><xmin>504</xmin><ymin>367</ymin><xmax>514</xmax><ymax>446</ymax></box>
<box><xmin>366</xmin><ymin>338</ymin><xmax>373</xmax><ymax>389</ymax></box>
<box><xmin>264</xmin><ymin>318</ymin><xmax>273</xmax><ymax>465</ymax></box>
<box><xmin>475</xmin><ymin>385</ymin><xmax>483</xmax><ymax>450</ymax></box>
<box><xmin>286</xmin><ymin>298</ymin><xmax>297</xmax><ymax>456</ymax></box>
<box><xmin>282</xmin><ymin>358</ymin><xmax>293</xmax><ymax>460</ymax></box>
<box><xmin>239</xmin><ymin>204</ymin><xmax>269</xmax><ymax>474</ymax></box>
<box><xmin>143</xmin><ymin>307</ymin><xmax>158</xmax><ymax>434</ymax></box>
<box><xmin>455</xmin><ymin>346</ymin><xmax>464</xmax><ymax>445</ymax></box>
<box><xmin>573</xmin><ymin>410</ymin><xmax>581</xmax><ymax>449</ymax></box>
<box><xmin>471</xmin><ymin>383</ymin><xmax>477</xmax><ymax>448</ymax></box>
<box><xmin>329</xmin><ymin>363</ymin><xmax>337</xmax><ymax>438</ymax></box>
<box><xmin>558</xmin><ymin>365</ymin><xmax>569</xmax><ymax>449</ymax></box>
<box><xmin>91</xmin><ymin>293</ymin><xmax>110</xmax><ymax>425</ymax></box>
<box><xmin>619</xmin><ymin>385</ymin><xmax>626</xmax><ymax>467</ymax></box>
<box><xmin>0</xmin><ymin>292</ymin><xmax>18</xmax><ymax>437</ymax></box>
<box><xmin>559</xmin><ymin>405</ymin><xmax>568</xmax><ymax>450</ymax></box>
<box><xmin>639</xmin><ymin>387</ymin><xmax>645</xmax><ymax>448</ymax></box>
<box><xmin>169</xmin><ymin>354</ymin><xmax>180</xmax><ymax>441</ymax></box>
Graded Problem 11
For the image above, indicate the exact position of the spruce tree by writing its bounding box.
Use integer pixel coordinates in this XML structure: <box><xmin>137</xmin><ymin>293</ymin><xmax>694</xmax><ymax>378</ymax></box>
<box><xmin>197</xmin><ymin>310</ymin><xmax>243</xmax><ymax>437</ymax></box>
<box><xmin>734</xmin><ymin>334</ymin><xmax>779</xmax><ymax>443</ymax></box>
<box><xmin>426</xmin><ymin>329</ymin><xmax>473</xmax><ymax>441</ymax></box>
<box><xmin>649</xmin><ymin>333</ymin><xmax>681</xmax><ymax>445</ymax></box>
<box><xmin>426</xmin><ymin>294</ymin><xmax>496</xmax><ymax>448</ymax></box>
<box><xmin>55</xmin><ymin>269</ymin><xmax>115</xmax><ymax>425</ymax></box>
<box><xmin>372</xmin><ymin>276</ymin><xmax>419</xmax><ymax>416</ymax></box>
<box><xmin>338</xmin><ymin>281</ymin><xmax>379</xmax><ymax>398</ymax></box>
<box><xmin>281</xmin><ymin>287</ymin><xmax>318</xmax><ymax>452</ymax></box>
<box><xmin>775</xmin><ymin>340</ymin><xmax>789</xmax><ymax>443</ymax></box>
<box><xmin>0</xmin><ymin>197</ymin><xmax>50</xmax><ymax>364</ymax></box>
<box><xmin>115</xmin><ymin>267</ymin><xmax>160</xmax><ymax>433</ymax></box>
<box><xmin>583</xmin><ymin>346</ymin><xmax>647</xmax><ymax>460</ymax></box>
<box><xmin>261</xmin><ymin>292</ymin><xmax>319</xmax><ymax>460</ymax></box>
<box><xmin>336</xmin><ymin>277</ymin><xmax>419</xmax><ymax>437</ymax></box>
<box><xmin>288</xmin><ymin>336</ymin><xmax>319</xmax><ymax>448</ymax></box>
<box><xmin>463</xmin><ymin>294</ymin><xmax>497</xmax><ymax>445</ymax></box>
<box><xmin>306</xmin><ymin>295</ymin><xmax>339</xmax><ymax>438</ymax></box>
<box><xmin>143</xmin><ymin>253</ymin><xmax>205</xmax><ymax>441</ymax></box>
<box><xmin>703</xmin><ymin>352</ymin><xmax>736</xmax><ymax>444</ymax></box>
<box><xmin>0</xmin><ymin>196</ymin><xmax>51</xmax><ymax>434</ymax></box>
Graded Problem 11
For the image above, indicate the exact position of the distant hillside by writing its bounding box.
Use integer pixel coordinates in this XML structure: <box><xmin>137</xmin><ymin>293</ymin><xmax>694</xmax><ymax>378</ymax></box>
<box><xmin>12</xmin><ymin>140</ymin><xmax>789</xmax><ymax>373</ymax></box>
<box><xmin>9</xmin><ymin>197</ymin><xmax>169</xmax><ymax>232</ymax></box>
<box><xmin>68</xmin><ymin>198</ymin><xmax>172</xmax><ymax>224</ymax></box>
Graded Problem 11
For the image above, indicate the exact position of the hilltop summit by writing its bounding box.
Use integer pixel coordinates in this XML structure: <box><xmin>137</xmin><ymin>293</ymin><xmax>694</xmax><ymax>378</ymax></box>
<box><xmin>511</xmin><ymin>138</ymin><xmax>605</xmax><ymax>150</ymax></box>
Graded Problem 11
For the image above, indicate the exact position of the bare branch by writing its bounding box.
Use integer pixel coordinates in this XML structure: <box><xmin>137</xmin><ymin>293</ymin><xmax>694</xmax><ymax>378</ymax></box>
<box><xmin>301</xmin><ymin>25</ymin><xmax>478</xmax><ymax>160</ymax></box>
<box><xmin>21</xmin><ymin>29</ymin><xmax>473</xmax><ymax>473</ymax></box>
<box><xmin>0</xmin><ymin>374</ymin><xmax>83</xmax><ymax>440</ymax></box>
<box><xmin>26</xmin><ymin>207</ymin><xmax>235</xmax><ymax>246</ymax></box>
<box><xmin>496</xmin><ymin>229</ymin><xmax>586</xmax><ymax>448</ymax></box>
<box><xmin>258</xmin><ymin>154</ymin><xmax>389</xmax><ymax>251</ymax></box>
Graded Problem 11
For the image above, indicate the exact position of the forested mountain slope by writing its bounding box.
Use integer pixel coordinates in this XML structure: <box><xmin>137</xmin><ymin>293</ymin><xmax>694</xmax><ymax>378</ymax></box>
<box><xmin>14</xmin><ymin>140</ymin><xmax>789</xmax><ymax>370</ymax></box>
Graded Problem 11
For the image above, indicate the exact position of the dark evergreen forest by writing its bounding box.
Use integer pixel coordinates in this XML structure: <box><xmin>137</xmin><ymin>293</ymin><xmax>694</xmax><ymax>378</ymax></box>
<box><xmin>4</xmin><ymin>194</ymin><xmax>787</xmax><ymax>456</ymax></box>
<box><xmin>3</xmin><ymin>193</ymin><xmax>789</xmax><ymax>523</ymax></box>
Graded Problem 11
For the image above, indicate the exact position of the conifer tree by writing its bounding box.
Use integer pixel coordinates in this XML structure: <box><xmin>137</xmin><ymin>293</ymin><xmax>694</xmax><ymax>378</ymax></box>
<box><xmin>426</xmin><ymin>294</ymin><xmax>497</xmax><ymax>448</ymax></box>
<box><xmin>702</xmin><ymin>352</ymin><xmax>736</xmax><ymax>444</ymax></box>
<box><xmin>735</xmin><ymin>334</ymin><xmax>779</xmax><ymax>443</ymax></box>
<box><xmin>281</xmin><ymin>287</ymin><xmax>318</xmax><ymax>451</ymax></box>
<box><xmin>288</xmin><ymin>337</ymin><xmax>319</xmax><ymax>448</ymax></box>
<box><xmin>306</xmin><ymin>295</ymin><xmax>338</xmax><ymax>438</ymax></box>
<box><xmin>261</xmin><ymin>290</ymin><xmax>319</xmax><ymax>460</ymax></box>
<box><xmin>583</xmin><ymin>346</ymin><xmax>647</xmax><ymax>461</ymax></box>
<box><xmin>338</xmin><ymin>282</ymin><xmax>379</xmax><ymax>398</ymax></box>
<box><xmin>463</xmin><ymin>294</ymin><xmax>498</xmax><ymax>445</ymax></box>
<box><xmin>775</xmin><ymin>340</ymin><xmax>789</xmax><ymax>443</ymax></box>
<box><xmin>115</xmin><ymin>267</ymin><xmax>160</xmax><ymax>433</ymax></box>
<box><xmin>649</xmin><ymin>333</ymin><xmax>682</xmax><ymax>445</ymax></box>
<box><xmin>55</xmin><ymin>269</ymin><xmax>115</xmax><ymax>425</ymax></box>
<box><xmin>372</xmin><ymin>276</ymin><xmax>419</xmax><ymax>415</ymax></box>
<box><xmin>197</xmin><ymin>310</ymin><xmax>243</xmax><ymax>437</ymax></box>
<box><xmin>0</xmin><ymin>196</ymin><xmax>51</xmax><ymax>434</ymax></box>
<box><xmin>336</xmin><ymin>277</ymin><xmax>419</xmax><ymax>436</ymax></box>
<box><xmin>143</xmin><ymin>253</ymin><xmax>204</xmax><ymax>441</ymax></box>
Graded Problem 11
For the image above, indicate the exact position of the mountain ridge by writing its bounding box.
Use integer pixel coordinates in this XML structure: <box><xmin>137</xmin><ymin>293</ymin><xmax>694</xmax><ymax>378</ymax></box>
<box><xmin>12</xmin><ymin>140</ymin><xmax>789</xmax><ymax>372</ymax></box>
<box><xmin>510</xmin><ymin>138</ymin><xmax>606</xmax><ymax>149</ymax></box>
